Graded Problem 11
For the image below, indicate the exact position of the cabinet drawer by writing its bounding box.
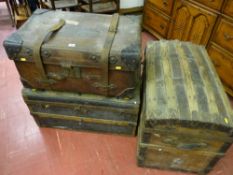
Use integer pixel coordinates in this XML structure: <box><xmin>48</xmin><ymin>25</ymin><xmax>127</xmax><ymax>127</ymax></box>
<box><xmin>207</xmin><ymin>43</ymin><xmax>233</xmax><ymax>91</ymax></box>
<box><xmin>194</xmin><ymin>0</ymin><xmax>224</xmax><ymax>11</ymax></box>
<box><xmin>213</xmin><ymin>18</ymin><xmax>233</xmax><ymax>53</ymax></box>
<box><xmin>223</xmin><ymin>0</ymin><xmax>233</xmax><ymax>18</ymax></box>
<box><xmin>147</xmin><ymin>0</ymin><xmax>174</xmax><ymax>15</ymax></box>
<box><xmin>143</xmin><ymin>5</ymin><xmax>170</xmax><ymax>38</ymax></box>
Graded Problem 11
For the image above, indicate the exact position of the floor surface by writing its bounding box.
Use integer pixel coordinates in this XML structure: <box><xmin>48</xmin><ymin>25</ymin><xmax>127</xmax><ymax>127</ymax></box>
<box><xmin>1</xmin><ymin>3</ymin><xmax>233</xmax><ymax>175</ymax></box>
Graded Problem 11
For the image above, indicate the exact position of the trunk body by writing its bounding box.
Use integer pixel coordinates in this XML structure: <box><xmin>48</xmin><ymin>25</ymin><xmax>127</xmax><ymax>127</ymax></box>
<box><xmin>138</xmin><ymin>40</ymin><xmax>233</xmax><ymax>174</ymax></box>
<box><xmin>4</xmin><ymin>9</ymin><xmax>141</xmax><ymax>97</ymax></box>
<box><xmin>22</xmin><ymin>87</ymin><xmax>140</xmax><ymax>135</ymax></box>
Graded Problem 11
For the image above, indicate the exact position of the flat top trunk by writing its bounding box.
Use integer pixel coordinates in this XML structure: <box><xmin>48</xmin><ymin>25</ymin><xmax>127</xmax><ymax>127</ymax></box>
<box><xmin>4</xmin><ymin>9</ymin><xmax>141</xmax><ymax>71</ymax></box>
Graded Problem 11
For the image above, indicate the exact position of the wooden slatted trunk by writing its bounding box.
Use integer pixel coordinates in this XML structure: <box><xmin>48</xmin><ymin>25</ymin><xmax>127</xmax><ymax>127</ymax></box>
<box><xmin>22</xmin><ymin>88</ymin><xmax>140</xmax><ymax>135</ymax></box>
<box><xmin>137</xmin><ymin>40</ymin><xmax>233</xmax><ymax>174</ymax></box>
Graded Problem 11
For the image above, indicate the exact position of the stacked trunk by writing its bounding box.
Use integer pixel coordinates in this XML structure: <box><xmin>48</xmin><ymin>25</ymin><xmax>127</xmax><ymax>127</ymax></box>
<box><xmin>137</xmin><ymin>40</ymin><xmax>233</xmax><ymax>174</ymax></box>
<box><xmin>3</xmin><ymin>9</ymin><xmax>141</xmax><ymax>97</ymax></box>
<box><xmin>4</xmin><ymin>9</ymin><xmax>142</xmax><ymax>135</ymax></box>
<box><xmin>23</xmin><ymin>88</ymin><xmax>140</xmax><ymax>135</ymax></box>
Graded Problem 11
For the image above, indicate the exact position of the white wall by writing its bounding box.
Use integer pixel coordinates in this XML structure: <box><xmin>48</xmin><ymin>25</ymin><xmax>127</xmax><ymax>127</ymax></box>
<box><xmin>120</xmin><ymin>0</ymin><xmax>145</xmax><ymax>9</ymax></box>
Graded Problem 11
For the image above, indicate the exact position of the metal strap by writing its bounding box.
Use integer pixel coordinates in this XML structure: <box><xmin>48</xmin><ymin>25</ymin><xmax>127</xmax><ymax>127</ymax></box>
<box><xmin>33</xmin><ymin>19</ymin><xmax>65</xmax><ymax>79</ymax></box>
<box><xmin>100</xmin><ymin>13</ymin><xmax>119</xmax><ymax>95</ymax></box>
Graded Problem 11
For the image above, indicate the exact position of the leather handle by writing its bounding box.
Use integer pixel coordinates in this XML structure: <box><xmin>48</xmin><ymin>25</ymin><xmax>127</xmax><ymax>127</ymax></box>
<box><xmin>99</xmin><ymin>14</ymin><xmax>119</xmax><ymax>95</ymax></box>
<box><xmin>33</xmin><ymin>19</ymin><xmax>65</xmax><ymax>79</ymax></box>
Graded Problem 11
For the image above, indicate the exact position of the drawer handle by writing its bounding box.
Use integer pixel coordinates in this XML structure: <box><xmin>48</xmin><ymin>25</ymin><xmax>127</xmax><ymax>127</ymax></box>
<box><xmin>224</xmin><ymin>33</ymin><xmax>233</xmax><ymax>41</ymax></box>
<box><xmin>163</xmin><ymin>0</ymin><xmax>168</xmax><ymax>6</ymax></box>
<box><xmin>160</xmin><ymin>24</ymin><xmax>165</xmax><ymax>30</ymax></box>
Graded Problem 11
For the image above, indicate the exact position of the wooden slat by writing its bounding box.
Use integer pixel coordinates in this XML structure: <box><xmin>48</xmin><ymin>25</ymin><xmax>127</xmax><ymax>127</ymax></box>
<box><xmin>22</xmin><ymin>88</ymin><xmax>140</xmax><ymax>109</ymax></box>
<box><xmin>162</xmin><ymin>42</ymin><xmax>179</xmax><ymax>120</ymax></box>
<box><xmin>190</xmin><ymin>44</ymin><xmax>219</xmax><ymax>123</ymax></box>
<box><xmin>146</xmin><ymin>43</ymin><xmax>160</xmax><ymax>120</ymax></box>
<box><xmin>139</xmin><ymin>143</ymin><xmax>225</xmax><ymax>157</ymax></box>
<box><xmin>153</xmin><ymin>42</ymin><xmax>168</xmax><ymax>120</ymax></box>
<box><xmin>169</xmin><ymin>42</ymin><xmax>190</xmax><ymax>121</ymax></box>
<box><xmin>32</xmin><ymin>112</ymin><xmax>137</xmax><ymax>126</ymax></box>
<box><xmin>25</xmin><ymin>99</ymin><xmax>137</xmax><ymax>114</ymax></box>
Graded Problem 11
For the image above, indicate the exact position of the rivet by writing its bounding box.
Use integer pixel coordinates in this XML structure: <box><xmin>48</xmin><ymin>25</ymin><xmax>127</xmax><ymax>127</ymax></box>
<box><xmin>110</xmin><ymin>56</ymin><xmax>118</xmax><ymax>64</ymax></box>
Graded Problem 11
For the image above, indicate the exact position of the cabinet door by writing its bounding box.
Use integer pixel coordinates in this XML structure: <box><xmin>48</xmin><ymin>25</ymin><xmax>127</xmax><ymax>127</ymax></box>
<box><xmin>207</xmin><ymin>43</ymin><xmax>233</xmax><ymax>95</ymax></box>
<box><xmin>212</xmin><ymin>18</ymin><xmax>233</xmax><ymax>53</ymax></box>
<box><xmin>168</xmin><ymin>0</ymin><xmax>217</xmax><ymax>45</ymax></box>
<box><xmin>223</xmin><ymin>0</ymin><xmax>233</xmax><ymax>18</ymax></box>
<box><xmin>195</xmin><ymin>0</ymin><xmax>224</xmax><ymax>11</ymax></box>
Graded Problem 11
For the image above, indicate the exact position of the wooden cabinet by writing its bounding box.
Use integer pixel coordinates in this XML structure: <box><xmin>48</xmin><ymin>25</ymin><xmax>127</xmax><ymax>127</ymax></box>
<box><xmin>147</xmin><ymin>0</ymin><xmax>173</xmax><ymax>15</ymax></box>
<box><xmin>168</xmin><ymin>0</ymin><xmax>217</xmax><ymax>45</ymax></box>
<box><xmin>208</xmin><ymin>16</ymin><xmax>233</xmax><ymax>96</ymax></box>
<box><xmin>143</xmin><ymin>4</ymin><xmax>170</xmax><ymax>38</ymax></box>
<box><xmin>223</xmin><ymin>0</ymin><xmax>233</xmax><ymax>18</ymax></box>
<box><xmin>207</xmin><ymin>43</ymin><xmax>233</xmax><ymax>96</ymax></box>
<box><xmin>143</xmin><ymin>0</ymin><xmax>233</xmax><ymax>96</ymax></box>
<box><xmin>213</xmin><ymin>18</ymin><xmax>233</xmax><ymax>53</ymax></box>
<box><xmin>143</xmin><ymin>0</ymin><xmax>172</xmax><ymax>39</ymax></box>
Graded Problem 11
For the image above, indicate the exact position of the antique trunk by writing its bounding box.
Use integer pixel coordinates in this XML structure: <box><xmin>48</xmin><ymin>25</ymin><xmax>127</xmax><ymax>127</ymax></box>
<box><xmin>3</xmin><ymin>9</ymin><xmax>141</xmax><ymax>97</ymax></box>
<box><xmin>22</xmin><ymin>87</ymin><xmax>140</xmax><ymax>135</ymax></box>
<box><xmin>137</xmin><ymin>40</ymin><xmax>233</xmax><ymax>174</ymax></box>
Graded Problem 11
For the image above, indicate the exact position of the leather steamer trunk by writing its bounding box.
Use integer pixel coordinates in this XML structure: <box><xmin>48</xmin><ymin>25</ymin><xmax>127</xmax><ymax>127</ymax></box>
<box><xmin>137</xmin><ymin>41</ymin><xmax>233</xmax><ymax>174</ymax></box>
<box><xmin>3</xmin><ymin>9</ymin><xmax>141</xmax><ymax>97</ymax></box>
<box><xmin>22</xmin><ymin>87</ymin><xmax>140</xmax><ymax>135</ymax></box>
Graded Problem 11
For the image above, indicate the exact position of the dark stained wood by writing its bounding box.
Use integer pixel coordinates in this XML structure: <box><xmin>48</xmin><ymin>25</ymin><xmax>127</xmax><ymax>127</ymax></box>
<box><xmin>146</xmin><ymin>0</ymin><xmax>174</xmax><ymax>15</ymax></box>
<box><xmin>143</xmin><ymin>4</ymin><xmax>170</xmax><ymax>38</ymax></box>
